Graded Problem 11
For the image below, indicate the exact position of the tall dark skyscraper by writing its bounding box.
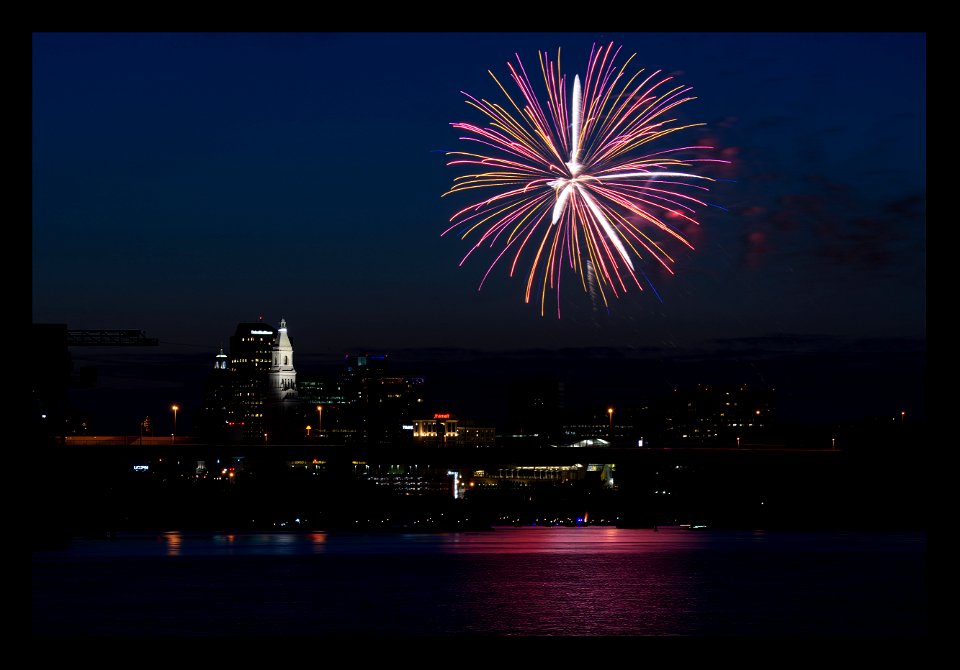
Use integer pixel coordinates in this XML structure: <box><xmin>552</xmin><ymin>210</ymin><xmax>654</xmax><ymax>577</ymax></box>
<box><xmin>227</xmin><ymin>320</ymin><xmax>278</xmax><ymax>443</ymax></box>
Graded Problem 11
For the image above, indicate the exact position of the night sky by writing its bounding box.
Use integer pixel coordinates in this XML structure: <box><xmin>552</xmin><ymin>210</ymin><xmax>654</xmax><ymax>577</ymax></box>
<box><xmin>31</xmin><ymin>32</ymin><xmax>926</xmax><ymax>434</ymax></box>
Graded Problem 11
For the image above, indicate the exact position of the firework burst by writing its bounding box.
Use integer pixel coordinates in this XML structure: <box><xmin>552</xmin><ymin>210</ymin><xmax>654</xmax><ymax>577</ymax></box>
<box><xmin>442</xmin><ymin>42</ymin><xmax>728</xmax><ymax>317</ymax></box>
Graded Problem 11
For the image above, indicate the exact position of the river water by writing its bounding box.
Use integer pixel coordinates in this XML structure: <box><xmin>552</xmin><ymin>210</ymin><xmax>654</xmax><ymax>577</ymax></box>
<box><xmin>33</xmin><ymin>526</ymin><xmax>927</xmax><ymax>639</ymax></box>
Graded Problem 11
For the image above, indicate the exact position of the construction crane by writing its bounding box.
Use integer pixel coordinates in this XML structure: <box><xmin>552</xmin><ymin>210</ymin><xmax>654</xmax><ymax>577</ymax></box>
<box><xmin>65</xmin><ymin>329</ymin><xmax>159</xmax><ymax>347</ymax></box>
<box><xmin>34</xmin><ymin>324</ymin><xmax>160</xmax><ymax>445</ymax></box>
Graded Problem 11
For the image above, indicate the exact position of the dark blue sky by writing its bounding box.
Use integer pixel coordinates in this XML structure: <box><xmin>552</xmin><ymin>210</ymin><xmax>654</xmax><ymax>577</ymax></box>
<box><xmin>32</xmin><ymin>32</ymin><xmax>926</xmax><ymax>431</ymax></box>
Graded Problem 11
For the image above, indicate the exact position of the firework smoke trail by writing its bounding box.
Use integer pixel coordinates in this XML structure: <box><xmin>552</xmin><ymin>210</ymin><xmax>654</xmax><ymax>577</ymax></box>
<box><xmin>585</xmin><ymin>258</ymin><xmax>602</xmax><ymax>314</ymax></box>
<box><xmin>442</xmin><ymin>42</ymin><xmax>728</xmax><ymax>318</ymax></box>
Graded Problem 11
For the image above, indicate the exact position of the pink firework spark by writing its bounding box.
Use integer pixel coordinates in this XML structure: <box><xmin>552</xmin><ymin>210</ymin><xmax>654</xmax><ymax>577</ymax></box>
<box><xmin>442</xmin><ymin>42</ymin><xmax>729</xmax><ymax>317</ymax></box>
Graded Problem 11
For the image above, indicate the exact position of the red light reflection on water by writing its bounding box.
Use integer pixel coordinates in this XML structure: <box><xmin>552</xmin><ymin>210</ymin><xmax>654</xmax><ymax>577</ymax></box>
<box><xmin>439</xmin><ymin>526</ymin><xmax>708</xmax><ymax>635</ymax></box>
<box><xmin>439</xmin><ymin>525</ymin><xmax>708</xmax><ymax>554</ymax></box>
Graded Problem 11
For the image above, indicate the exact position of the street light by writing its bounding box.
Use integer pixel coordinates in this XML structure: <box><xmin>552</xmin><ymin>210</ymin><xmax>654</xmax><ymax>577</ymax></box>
<box><xmin>316</xmin><ymin>405</ymin><xmax>323</xmax><ymax>439</ymax></box>
<box><xmin>607</xmin><ymin>407</ymin><xmax>613</xmax><ymax>443</ymax></box>
<box><xmin>171</xmin><ymin>405</ymin><xmax>179</xmax><ymax>443</ymax></box>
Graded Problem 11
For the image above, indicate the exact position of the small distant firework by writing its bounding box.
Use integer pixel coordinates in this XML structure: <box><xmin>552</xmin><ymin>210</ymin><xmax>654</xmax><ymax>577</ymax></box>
<box><xmin>442</xmin><ymin>42</ymin><xmax>727</xmax><ymax>317</ymax></box>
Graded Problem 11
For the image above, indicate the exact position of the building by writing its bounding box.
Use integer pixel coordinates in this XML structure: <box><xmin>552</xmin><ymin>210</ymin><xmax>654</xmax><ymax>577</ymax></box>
<box><xmin>198</xmin><ymin>318</ymin><xmax>303</xmax><ymax>443</ymax></box>
<box><xmin>363</xmin><ymin>463</ymin><xmax>457</xmax><ymax>497</ymax></box>
<box><xmin>268</xmin><ymin>319</ymin><xmax>297</xmax><ymax>403</ymax></box>
<box><xmin>504</xmin><ymin>376</ymin><xmax>564</xmax><ymax>444</ymax></box>
<box><xmin>412</xmin><ymin>414</ymin><xmax>459</xmax><ymax>447</ymax></box>
<box><xmin>457</xmin><ymin>421</ymin><xmax>497</xmax><ymax>447</ymax></box>
<box><xmin>227</xmin><ymin>320</ymin><xmax>278</xmax><ymax>442</ymax></box>
<box><xmin>338</xmin><ymin>354</ymin><xmax>424</xmax><ymax>445</ymax></box>
<box><xmin>265</xmin><ymin>318</ymin><xmax>300</xmax><ymax>442</ymax></box>
<box><xmin>656</xmin><ymin>383</ymin><xmax>777</xmax><ymax>447</ymax></box>
<box><xmin>412</xmin><ymin>415</ymin><xmax>496</xmax><ymax>447</ymax></box>
<box><xmin>196</xmin><ymin>345</ymin><xmax>232</xmax><ymax>443</ymax></box>
<box><xmin>560</xmin><ymin>407</ymin><xmax>631</xmax><ymax>446</ymax></box>
<box><xmin>296</xmin><ymin>376</ymin><xmax>351</xmax><ymax>442</ymax></box>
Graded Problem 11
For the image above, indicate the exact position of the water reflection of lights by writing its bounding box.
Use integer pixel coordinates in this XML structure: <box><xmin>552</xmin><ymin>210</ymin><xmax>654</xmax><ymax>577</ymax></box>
<box><xmin>162</xmin><ymin>531</ymin><xmax>183</xmax><ymax>556</ymax></box>
<box><xmin>207</xmin><ymin>532</ymin><xmax>329</xmax><ymax>555</ymax></box>
<box><xmin>439</xmin><ymin>527</ymin><xmax>707</xmax><ymax>635</ymax></box>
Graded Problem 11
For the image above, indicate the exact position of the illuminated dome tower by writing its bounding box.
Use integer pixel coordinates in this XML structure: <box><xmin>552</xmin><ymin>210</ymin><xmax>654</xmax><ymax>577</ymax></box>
<box><xmin>269</xmin><ymin>318</ymin><xmax>298</xmax><ymax>402</ymax></box>
<box><xmin>266</xmin><ymin>318</ymin><xmax>300</xmax><ymax>442</ymax></box>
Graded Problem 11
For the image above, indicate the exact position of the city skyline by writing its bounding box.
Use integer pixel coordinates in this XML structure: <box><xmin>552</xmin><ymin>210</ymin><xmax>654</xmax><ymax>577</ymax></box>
<box><xmin>51</xmin><ymin>314</ymin><xmax>924</xmax><ymax>440</ymax></box>
<box><xmin>32</xmin><ymin>32</ymin><xmax>926</xmax><ymax>436</ymax></box>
